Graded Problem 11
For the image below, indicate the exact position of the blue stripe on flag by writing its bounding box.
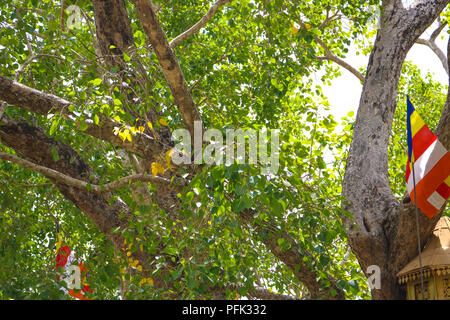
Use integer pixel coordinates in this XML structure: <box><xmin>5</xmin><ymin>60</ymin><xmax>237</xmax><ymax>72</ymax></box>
<box><xmin>407</xmin><ymin>96</ymin><xmax>415</xmax><ymax>162</ymax></box>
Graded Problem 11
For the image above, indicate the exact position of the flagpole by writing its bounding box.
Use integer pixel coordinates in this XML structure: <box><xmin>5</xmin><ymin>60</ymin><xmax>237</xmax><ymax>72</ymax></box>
<box><xmin>411</xmin><ymin>161</ymin><xmax>425</xmax><ymax>300</ymax></box>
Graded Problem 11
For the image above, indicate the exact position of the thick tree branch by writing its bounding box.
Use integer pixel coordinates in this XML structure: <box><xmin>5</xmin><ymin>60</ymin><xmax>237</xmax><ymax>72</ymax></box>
<box><xmin>133</xmin><ymin>0</ymin><xmax>201</xmax><ymax>138</ymax></box>
<box><xmin>0</xmin><ymin>119</ymin><xmax>173</xmax><ymax>290</ymax></box>
<box><xmin>169</xmin><ymin>0</ymin><xmax>233</xmax><ymax>48</ymax></box>
<box><xmin>91</xmin><ymin>0</ymin><xmax>134</xmax><ymax>69</ymax></box>
<box><xmin>237</xmin><ymin>209</ymin><xmax>345</xmax><ymax>300</ymax></box>
<box><xmin>0</xmin><ymin>75</ymin><xmax>166</xmax><ymax>162</ymax></box>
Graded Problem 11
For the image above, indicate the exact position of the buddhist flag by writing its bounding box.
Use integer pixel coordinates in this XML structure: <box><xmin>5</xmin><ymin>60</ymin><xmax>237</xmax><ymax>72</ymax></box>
<box><xmin>405</xmin><ymin>97</ymin><xmax>450</xmax><ymax>218</ymax></box>
<box><xmin>55</xmin><ymin>223</ymin><xmax>93</xmax><ymax>300</ymax></box>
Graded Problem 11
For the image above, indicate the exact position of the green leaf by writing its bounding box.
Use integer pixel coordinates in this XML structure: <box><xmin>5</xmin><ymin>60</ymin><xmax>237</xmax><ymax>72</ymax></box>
<box><xmin>49</xmin><ymin>118</ymin><xmax>61</xmax><ymax>136</ymax></box>
<box><xmin>50</xmin><ymin>148</ymin><xmax>60</xmax><ymax>162</ymax></box>
<box><xmin>232</xmin><ymin>195</ymin><xmax>251</xmax><ymax>213</ymax></box>
<box><xmin>78</xmin><ymin>121</ymin><xmax>89</xmax><ymax>131</ymax></box>
<box><xmin>90</xmin><ymin>78</ymin><xmax>102</xmax><ymax>86</ymax></box>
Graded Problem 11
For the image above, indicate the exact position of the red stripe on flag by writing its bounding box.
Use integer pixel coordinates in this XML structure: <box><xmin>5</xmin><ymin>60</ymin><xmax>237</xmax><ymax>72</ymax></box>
<box><xmin>412</xmin><ymin>125</ymin><xmax>437</xmax><ymax>161</ymax></box>
<box><xmin>436</xmin><ymin>181</ymin><xmax>450</xmax><ymax>200</ymax></box>
<box><xmin>410</xmin><ymin>152</ymin><xmax>450</xmax><ymax>219</ymax></box>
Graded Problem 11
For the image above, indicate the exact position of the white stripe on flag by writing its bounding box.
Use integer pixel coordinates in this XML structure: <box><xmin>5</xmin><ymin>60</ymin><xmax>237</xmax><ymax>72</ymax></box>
<box><xmin>427</xmin><ymin>191</ymin><xmax>446</xmax><ymax>210</ymax></box>
<box><xmin>406</xmin><ymin>140</ymin><xmax>448</xmax><ymax>194</ymax></box>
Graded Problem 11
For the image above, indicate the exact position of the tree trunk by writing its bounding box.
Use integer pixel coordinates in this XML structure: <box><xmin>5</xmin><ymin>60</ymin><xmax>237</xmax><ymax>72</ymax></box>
<box><xmin>343</xmin><ymin>0</ymin><xmax>450</xmax><ymax>300</ymax></box>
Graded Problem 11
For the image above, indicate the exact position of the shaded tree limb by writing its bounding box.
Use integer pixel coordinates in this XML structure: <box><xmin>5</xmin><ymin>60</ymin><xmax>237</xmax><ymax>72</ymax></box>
<box><xmin>0</xmin><ymin>119</ymin><xmax>174</xmax><ymax>290</ymax></box>
<box><xmin>0</xmin><ymin>75</ymin><xmax>167</xmax><ymax>163</ymax></box>
<box><xmin>237</xmin><ymin>209</ymin><xmax>345</xmax><ymax>300</ymax></box>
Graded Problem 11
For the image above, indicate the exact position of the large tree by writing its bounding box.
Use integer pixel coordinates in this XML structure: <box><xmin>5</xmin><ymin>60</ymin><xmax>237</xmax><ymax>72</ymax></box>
<box><xmin>0</xmin><ymin>0</ymin><xmax>448</xmax><ymax>300</ymax></box>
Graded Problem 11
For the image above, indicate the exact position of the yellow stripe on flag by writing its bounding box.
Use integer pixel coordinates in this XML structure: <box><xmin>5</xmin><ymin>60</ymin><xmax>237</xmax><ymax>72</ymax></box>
<box><xmin>56</xmin><ymin>233</ymin><xmax>62</xmax><ymax>252</ymax></box>
<box><xmin>445</xmin><ymin>175</ymin><xmax>450</xmax><ymax>187</ymax></box>
<box><xmin>411</xmin><ymin>111</ymin><xmax>426</xmax><ymax>137</ymax></box>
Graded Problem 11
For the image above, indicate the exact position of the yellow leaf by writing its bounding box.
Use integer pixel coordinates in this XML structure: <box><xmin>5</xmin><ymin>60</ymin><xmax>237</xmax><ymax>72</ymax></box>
<box><xmin>137</xmin><ymin>265</ymin><xmax>143</xmax><ymax>272</ymax></box>
<box><xmin>138</xmin><ymin>126</ymin><xmax>145</xmax><ymax>133</ymax></box>
<box><xmin>147</xmin><ymin>122</ymin><xmax>153</xmax><ymax>130</ymax></box>
<box><xmin>166</xmin><ymin>149</ymin><xmax>174</xmax><ymax>170</ymax></box>
<box><xmin>118</xmin><ymin>129</ymin><xmax>132</xmax><ymax>142</ymax></box>
<box><xmin>147</xmin><ymin>278</ymin><xmax>154</xmax><ymax>286</ymax></box>
<box><xmin>126</xmin><ymin>251</ymin><xmax>131</xmax><ymax>257</ymax></box>
<box><xmin>151</xmin><ymin>162</ymin><xmax>165</xmax><ymax>177</ymax></box>
<box><xmin>139</xmin><ymin>278</ymin><xmax>146</xmax><ymax>287</ymax></box>
<box><xmin>304</xmin><ymin>23</ymin><xmax>311</xmax><ymax>30</ymax></box>
<box><xmin>114</xmin><ymin>116</ymin><xmax>121</xmax><ymax>122</ymax></box>
<box><xmin>131</xmin><ymin>259</ymin><xmax>139</xmax><ymax>267</ymax></box>
<box><xmin>290</xmin><ymin>25</ymin><xmax>299</xmax><ymax>34</ymax></box>
<box><xmin>139</xmin><ymin>244</ymin><xmax>144</xmax><ymax>252</ymax></box>
<box><xmin>159</xmin><ymin>118</ymin><xmax>169</xmax><ymax>126</ymax></box>
<box><xmin>130</xmin><ymin>126</ymin><xmax>138</xmax><ymax>134</ymax></box>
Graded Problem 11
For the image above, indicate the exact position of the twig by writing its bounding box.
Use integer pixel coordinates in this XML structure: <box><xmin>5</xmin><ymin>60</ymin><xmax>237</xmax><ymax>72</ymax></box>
<box><xmin>0</xmin><ymin>151</ymin><xmax>183</xmax><ymax>194</ymax></box>
<box><xmin>14</xmin><ymin>54</ymin><xmax>64</xmax><ymax>81</ymax></box>
<box><xmin>314</xmin><ymin>35</ymin><xmax>365</xmax><ymax>82</ymax></box>
<box><xmin>169</xmin><ymin>0</ymin><xmax>233</xmax><ymax>48</ymax></box>
<box><xmin>416</xmin><ymin>20</ymin><xmax>448</xmax><ymax>75</ymax></box>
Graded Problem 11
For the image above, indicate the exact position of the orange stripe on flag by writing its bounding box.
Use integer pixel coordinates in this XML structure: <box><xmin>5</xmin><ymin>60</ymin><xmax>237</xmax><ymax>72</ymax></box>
<box><xmin>410</xmin><ymin>152</ymin><xmax>450</xmax><ymax>218</ymax></box>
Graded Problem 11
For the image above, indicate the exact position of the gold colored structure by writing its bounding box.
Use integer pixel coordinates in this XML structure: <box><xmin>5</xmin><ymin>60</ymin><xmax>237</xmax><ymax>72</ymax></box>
<box><xmin>397</xmin><ymin>217</ymin><xmax>450</xmax><ymax>300</ymax></box>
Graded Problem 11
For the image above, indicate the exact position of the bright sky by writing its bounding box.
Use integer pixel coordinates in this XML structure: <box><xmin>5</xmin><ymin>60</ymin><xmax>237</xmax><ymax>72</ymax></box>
<box><xmin>321</xmin><ymin>22</ymin><xmax>449</xmax><ymax>121</ymax></box>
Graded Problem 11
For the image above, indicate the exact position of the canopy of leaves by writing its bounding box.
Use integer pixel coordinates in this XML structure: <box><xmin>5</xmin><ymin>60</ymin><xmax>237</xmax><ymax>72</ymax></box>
<box><xmin>0</xmin><ymin>0</ymin><xmax>446</xmax><ymax>300</ymax></box>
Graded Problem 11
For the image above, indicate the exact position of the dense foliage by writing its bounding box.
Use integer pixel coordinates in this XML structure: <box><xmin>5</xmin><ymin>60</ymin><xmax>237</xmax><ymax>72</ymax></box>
<box><xmin>0</xmin><ymin>0</ymin><xmax>447</xmax><ymax>300</ymax></box>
